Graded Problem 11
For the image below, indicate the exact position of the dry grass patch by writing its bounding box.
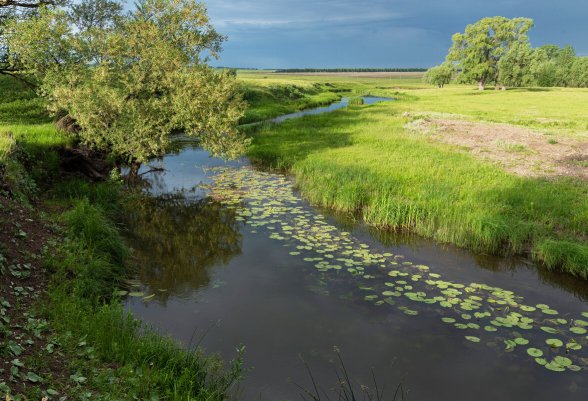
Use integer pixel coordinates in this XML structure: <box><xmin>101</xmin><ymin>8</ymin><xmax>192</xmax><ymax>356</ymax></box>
<box><xmin>406</xmin><ymin>116</ymin><xmax>588</xmax><ymax>179</ymax></box>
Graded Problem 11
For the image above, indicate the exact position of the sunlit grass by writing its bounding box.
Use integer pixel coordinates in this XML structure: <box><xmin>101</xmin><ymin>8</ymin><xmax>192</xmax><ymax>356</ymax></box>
<box><xmin>248</xmin><ymin>79</ymin><xmax>588</xmax><ymax>276</ymax></box>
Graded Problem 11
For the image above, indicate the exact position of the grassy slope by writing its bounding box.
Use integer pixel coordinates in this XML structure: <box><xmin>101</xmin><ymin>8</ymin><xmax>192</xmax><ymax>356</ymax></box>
<box><xmin>0</xmin><ymin>75</ymin><xmax>242</xmax><ymax>400</ymax></box>
<box><xmin>239</xmin><ymin>72</ymin><xmax>340</xmax><ymax>124</ymax></box>
<box><xmin>247</xmin><ymin>75</ymin><xmax>588</xmax><ymax>277</ymax></box>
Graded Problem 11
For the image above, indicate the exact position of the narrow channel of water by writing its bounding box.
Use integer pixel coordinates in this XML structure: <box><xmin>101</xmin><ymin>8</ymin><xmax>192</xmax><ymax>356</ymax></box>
<box><xmin>123</xmin><ymin>98</ymin><xmax>588</xmax><ymax>401</ymax></box>
<box><xmin>269</xmin><ymin>96</ymin><xmax>391</xmax><ymax>123</ymax></box>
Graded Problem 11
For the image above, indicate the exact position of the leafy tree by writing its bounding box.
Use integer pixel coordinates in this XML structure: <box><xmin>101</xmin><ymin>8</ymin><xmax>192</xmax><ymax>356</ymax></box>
<box><xmin>569</xmin><ymin>57</ymin><xmax>588</xmax><ymax>88</ymax></box>
<box><xmin>7</xmin><ymin>0</ymin><xmax>247</xmax><ymax>174</ymax></box>
<box><xmin>423</xmin><ymin>63</ymin><xmax>453</xmax><ymax>88</ymax></box>
<box><xmin>446</xmin><ymin>16</ymin><xmax>534</xmax><ymax>90</ymax></box>
<box><xmin>529</xmin><ymin>47</ymin><xmax>556</xmax><ymax>87</ymax></box>
<box><xmin>0</xmin><ymin>0</ymin><xmax>65</xmax><ymax>78</ymax></box>
<box><xmin>69</xmin><ymin>0</ymin><xmax>121</xmax><ymax>31</ymax></box>
<box><xmin>497</xmin><ymin>42</ymin><xmax>536</xmax><ymax>88</ymax></box>
<box><xmin>553</xmin><ymin>45</ymin><xmax>576</xmax><ymax>86</ymax></box>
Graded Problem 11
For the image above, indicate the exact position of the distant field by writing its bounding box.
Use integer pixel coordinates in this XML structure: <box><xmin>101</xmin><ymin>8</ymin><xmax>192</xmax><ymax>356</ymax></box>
<box><xmin>237</xmin><ymin>70</ymin><xmax>426</xmax><ymax>89</ymax></box>
<box><xmin>273</xmin><ymin>71</ymin><xmax>425</xmax><ymax>79</ymax></box>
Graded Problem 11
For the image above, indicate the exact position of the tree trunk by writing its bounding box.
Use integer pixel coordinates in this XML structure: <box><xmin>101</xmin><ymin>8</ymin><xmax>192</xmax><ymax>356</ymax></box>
<box><xmin>128</xmin><ymin>161</ymin><xmax>142</xmax><ymax>180</ymax></box>
<box><xmin>478</xmin><ymin>81</ymin><xmax>485</xmax><ymax>91</ymax></box>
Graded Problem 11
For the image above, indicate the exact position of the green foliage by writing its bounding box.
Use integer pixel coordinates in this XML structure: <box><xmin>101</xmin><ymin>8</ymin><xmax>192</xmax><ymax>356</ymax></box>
<box><xmin>447</xmin><ymin>16</ymin><xmax>534</xmax><ymax>89</ymax></box>
<box><xmin>6</xmin><ymin>0</ymin><xmax>248</xmax><ymax>165</ymax></box>
<box><xmin>497</xmin><ymin>42</ymin><xmax>536</xmax><ymax>87</ymax></box>
<box><xmin>568</xmin><ymin>57</ymin><xmax>588</xmax><ymax>88</ymax></box>
<box><xmin>442</xmin><ymin>18</ymin><xmax>587</xmax><ymax>89</ymax></box>
<box><xmin>69</xmin><ymin>0</ymin><xmax>122</xmax><ymax>31</ymax></box>
<box><xmin>423</xmin><ymin>63</ymin><xmax>453</xmax><ymax>88</ymax></box>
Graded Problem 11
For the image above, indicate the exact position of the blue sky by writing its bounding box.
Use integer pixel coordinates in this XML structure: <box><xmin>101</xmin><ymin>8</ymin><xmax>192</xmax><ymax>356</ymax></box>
<box><xmin>204</xmin><ymin>0</ymin><xmax>588</xmax><ymax>69</ymax></box>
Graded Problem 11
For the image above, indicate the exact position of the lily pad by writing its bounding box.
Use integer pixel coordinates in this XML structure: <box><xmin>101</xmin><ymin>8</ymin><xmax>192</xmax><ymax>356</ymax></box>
<box><xmin>527</xmin><ymin>348</ymin><xmax>543</xmax><ymax>357</ymax></box>
<box><xmin>514</xmin><ymin>337</ymin><xmax>529</xmax><ymax>345</ymax></box>
<box><xmin>553</xmin><ymin>356</ymin><xmax>572</xmax><ymax>367</ymax></box>
<box><xmin>546</xmin><ymin>338</ymin><xmax>563</xmax><ymax>348</ymax></box>
<box><xmin>570</xmin><ymin>327</ymin><xmax>587</xmax><ymax>335</ymax></box>
<box><xmin>544</xmin><ymin>363</ymin><xmax>565</xmax><ymax>372</ymax></box>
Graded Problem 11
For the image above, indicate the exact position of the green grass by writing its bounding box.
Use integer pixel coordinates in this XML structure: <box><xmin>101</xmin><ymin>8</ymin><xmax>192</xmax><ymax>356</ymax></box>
<box><xmin>239</xmin><ymin>80</ymin><xmax>341</xmax><ymax>124</ymax></box>
<box><xmin>43</xmin><ymin>192</ymin><xmax>243</xmax><ymax>400</ymax></box>
<box><xmin>247</xmin><ymin>80</ymin><xmax>588</xmax><ymax>277</ymax></box>
<box><xmin>0</xmin><ymin>76</ymin><xmax>69</xmax><ymax>194</ymax></box>
<box><xmin>0</xmin><ymin>74</ymin><xmax>243</xmax><ymax>400</ymax></box>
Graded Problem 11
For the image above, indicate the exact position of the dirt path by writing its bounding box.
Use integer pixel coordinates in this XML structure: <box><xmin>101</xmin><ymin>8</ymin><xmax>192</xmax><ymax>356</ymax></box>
<box><xmin>405</xmin><ymin>115</ymin><xmax>588</xmax><ymax>179</ymax></box>
<box><xmin>0</xmin><ymin>195</ymin><xmax>68</xmax><ymax>397</ymax></box>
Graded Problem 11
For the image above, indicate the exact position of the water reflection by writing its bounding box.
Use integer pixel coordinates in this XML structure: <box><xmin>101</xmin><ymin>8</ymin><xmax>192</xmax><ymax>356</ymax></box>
<box><xmin>124</xmin><ymin>193</ymin><xmax>243</xmax><ymax>302</ymax></box>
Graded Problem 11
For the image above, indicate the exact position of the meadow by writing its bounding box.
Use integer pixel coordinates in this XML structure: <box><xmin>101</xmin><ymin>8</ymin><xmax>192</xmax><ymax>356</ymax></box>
<box><xmin>244</xmin><ymin>71</ymin><xmax>588</xmax><ymax>277</ymax></box>
<box><xmin>1</xmin><ymin>69</ymin><xmax>588</xmax><ymax>398</ymax></box>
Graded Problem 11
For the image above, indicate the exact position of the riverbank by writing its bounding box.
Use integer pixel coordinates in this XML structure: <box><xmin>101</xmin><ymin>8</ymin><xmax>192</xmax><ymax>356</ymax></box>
<box><xmin>247</xmin><ymin>74</ymin><xmax>588</xmax><ymax>277</ymax></box>
<box><xmin>0</xmin><ymin>76</ymin><xmax>242</xmax><ymax>400</ymax></box>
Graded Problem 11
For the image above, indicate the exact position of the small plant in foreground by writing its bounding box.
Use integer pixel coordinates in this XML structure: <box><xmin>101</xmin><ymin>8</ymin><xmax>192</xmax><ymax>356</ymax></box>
<box><xmin>295</xmin><ymin>348</ymin><xmax>405</xmax><ymax>401</ymax></box>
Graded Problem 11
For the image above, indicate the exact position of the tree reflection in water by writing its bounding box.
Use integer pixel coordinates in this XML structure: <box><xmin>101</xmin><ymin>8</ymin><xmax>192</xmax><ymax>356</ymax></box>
<box><xmin>123</xmin><ymin>193</ymin><xmax>243</xmax><ymax>302</ymax></box>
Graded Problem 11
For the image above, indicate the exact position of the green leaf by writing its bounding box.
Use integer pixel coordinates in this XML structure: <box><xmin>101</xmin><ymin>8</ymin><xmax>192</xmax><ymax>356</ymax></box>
<box><xmin>540</xmin><ymin>326</ymin><xmax>558</xmax><ymax>334</ymax></box>
<box><xmin>570</xmin><ymin>327</ymin><xmax>587</xmax><ymax>335</ymax></box>
<box><xmin>527</xmin><ymin>348</ymin><xmax>543</xmax><ymax>357</ymax></box>
<box><xmin>544</xmin><ymin>362</ymin><xmax>565</xmax><ymax>372</ymax></box>
<box><xmin>514</xmin><ymin>337</ymin><xmax>529</xmax><ymax>345</ymax></box>
<box><xmin>553</xmin><ymin>356</ymin><xmax>572</xmax><ymax>367</ymax></box>
<box><xmin>26</xmin><ymin>371</ymin><xmax>42</xmax><ymax>383</ymax></box>
<box><xmin>546</xmin><ymin>338</ymin><xmax>563</xmax><ymax>348</ymax></box>
<box><xmin>465</xmin><ymin>336</ymin><xmax>480</xmax><ymax>343</ymax></box>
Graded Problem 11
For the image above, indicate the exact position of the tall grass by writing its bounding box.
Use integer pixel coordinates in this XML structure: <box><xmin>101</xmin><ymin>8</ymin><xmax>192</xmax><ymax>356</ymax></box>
<box><xmin>248</xmin><ymin>92</ymin><xmax>588</xmax><ymax>277</ymax></box>
<box><xmin>240</xmin><ymin>82</ymin><xmax>341</xmax><ymax>124</ymax></box>
<box><xmin>45</xmin><ymin>191</ymin><xmax>243</xmax><ymax>400</ymax></box>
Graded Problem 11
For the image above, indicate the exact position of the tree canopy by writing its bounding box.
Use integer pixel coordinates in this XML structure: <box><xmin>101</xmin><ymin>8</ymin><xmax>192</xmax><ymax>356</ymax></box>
<box><xmin>423</xmin><ymin>63</ymin><xmax>453</xmax><ymax>88</ymax></box>
<box><xmin>6</xmin><ymin>0</ymin><xmax>247</xmax><ymax>171</ymax></box>
<box><xmin>447</xmin><ymin>16</ymin><xmax>534</xmax><ymax>90</ymax></box>
<box><xmin>429</xmin><ymin>17</ymin><xmax>588</xmax><ymax>90</ymax></box>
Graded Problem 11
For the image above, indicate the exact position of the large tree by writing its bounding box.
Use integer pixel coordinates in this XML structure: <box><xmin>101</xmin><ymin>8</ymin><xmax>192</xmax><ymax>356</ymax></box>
<box><xmin>7</xmin><ymin>0</ymin><xmax>247</xmax><ymax>174</ymax></box>
<box><xmin>446</xmin><ymin>16</ymin><xmax>534</xmax><ymax>90</ymax></box>
<box><xmin>497</xmin><ymin>42</ymin><xmax>536</xmax><ymax>88</ymax></box>
<box><xmin>423</xmin><ymin>63</ymin><xmax>453</xmax><ymax>88</ymax></box>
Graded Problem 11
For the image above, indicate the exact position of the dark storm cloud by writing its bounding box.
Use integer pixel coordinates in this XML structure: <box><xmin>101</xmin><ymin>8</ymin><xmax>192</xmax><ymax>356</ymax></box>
<box><xmin>205</xmin><ymin>0</ymin><xmax>588</xmax><ymax>68</ymax></box>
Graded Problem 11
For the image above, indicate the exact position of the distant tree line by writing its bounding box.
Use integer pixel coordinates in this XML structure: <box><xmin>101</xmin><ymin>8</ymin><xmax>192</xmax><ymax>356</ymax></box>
<box><xmin>275</xmin><ymin>68</ymin><xmax>427</xmax><ymax>73</ymax></box>
<box><xmin>425</xmin><ymin>17</ymin><xmax>588</xmax><ymax>89</ymax></box>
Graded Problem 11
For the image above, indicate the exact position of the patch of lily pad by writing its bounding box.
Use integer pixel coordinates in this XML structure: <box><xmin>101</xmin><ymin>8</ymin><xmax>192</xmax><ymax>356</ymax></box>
<box><xmin>205</xmin><ymin>165</ymin><xmax>588</xmax><ymax>374</ymax></box>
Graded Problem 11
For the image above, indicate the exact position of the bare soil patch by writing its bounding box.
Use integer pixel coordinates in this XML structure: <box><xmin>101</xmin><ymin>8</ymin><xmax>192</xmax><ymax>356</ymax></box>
<box><xmin>0</xmin><ymin>194</ymin><xmax>69</xmax><ymax>396</ymax></box>
<box><xmin>405</xmin><ymin>116</ymin><xmax>588</xmax><ymax>179</ymax></box>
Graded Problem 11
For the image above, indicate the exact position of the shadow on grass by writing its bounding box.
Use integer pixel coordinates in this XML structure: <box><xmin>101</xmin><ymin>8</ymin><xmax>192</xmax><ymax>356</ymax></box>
<box><xmin>247</xmin><ymin>104</ymin><xmax>394</xmax><ymax>170</ymax></box>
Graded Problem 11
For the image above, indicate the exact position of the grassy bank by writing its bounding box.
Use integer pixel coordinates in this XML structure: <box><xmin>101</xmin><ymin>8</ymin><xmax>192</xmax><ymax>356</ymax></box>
<box><xmin>239</xmin><ymin>79</ymin><xmax>341</xmax><ymax>124</ymax></box>
<box><xmin>0</xmin><ymin>75</ymin><xmax>242</xmax><ymax>400</ymax></box>
<box><xmin>247</xmin><ymin>75</ymin><xmax>588</xmax><ymax>277</ymax></box>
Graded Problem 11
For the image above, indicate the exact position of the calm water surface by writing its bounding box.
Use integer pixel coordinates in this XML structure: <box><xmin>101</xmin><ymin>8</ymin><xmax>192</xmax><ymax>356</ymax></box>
<box><xmin>124</xmin><ymin>100</ymin><xmax>588</xmax><ymax>401</ymax></box>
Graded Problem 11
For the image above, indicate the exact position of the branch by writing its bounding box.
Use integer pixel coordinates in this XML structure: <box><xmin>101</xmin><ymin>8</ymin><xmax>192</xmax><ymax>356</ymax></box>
<box><xmin>0</xmin><ymin>69</ymin><xmax>37</xmax><ymax>89</ymax></box>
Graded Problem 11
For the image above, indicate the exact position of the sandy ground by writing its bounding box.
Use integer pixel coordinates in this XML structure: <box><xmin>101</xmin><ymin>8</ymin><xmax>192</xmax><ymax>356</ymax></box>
<box><xmin>405</xmin><ymin>115</ymin><xmax>588</xmax><ymax>179</ymax></box>
<box><xmin>273</xmin><ymin>71</ymin><xmax>425</xmax><ymax>78</ymax></box>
